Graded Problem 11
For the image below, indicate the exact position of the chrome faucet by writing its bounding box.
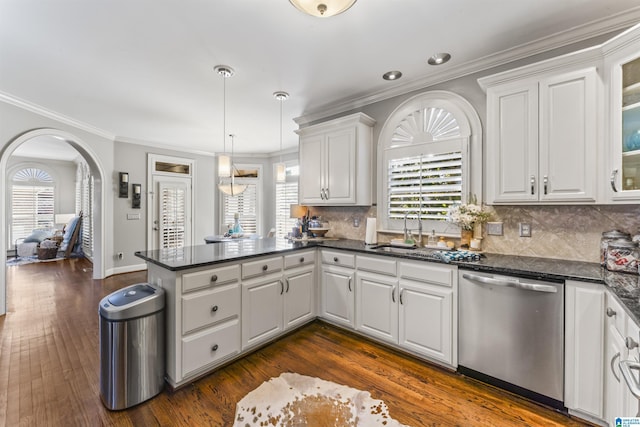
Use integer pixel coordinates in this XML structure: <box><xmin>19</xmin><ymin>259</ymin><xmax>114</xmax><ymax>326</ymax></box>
<box><xmin>417</xmin><ymin>210</ymin><xmax>423</xmax><ymax>247</ymax></box>
<box><xmin>403</xmin><ymin>213</ymin><xmax>408</xmax><ymax>241</ymax></box>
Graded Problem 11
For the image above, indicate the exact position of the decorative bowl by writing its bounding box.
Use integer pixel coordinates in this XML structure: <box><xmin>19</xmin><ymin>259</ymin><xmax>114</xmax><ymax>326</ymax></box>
<box><xmin>309</xmin><ymin>227</ymin><xmax>330</xmax><ymax>237</ymax></box>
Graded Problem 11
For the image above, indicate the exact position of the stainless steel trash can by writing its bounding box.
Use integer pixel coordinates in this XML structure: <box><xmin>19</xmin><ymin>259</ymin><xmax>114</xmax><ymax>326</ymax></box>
<box><xmin>99</xmin><ymin>282</ymin><xmax>165</xmax><ymax>410</ymax></box>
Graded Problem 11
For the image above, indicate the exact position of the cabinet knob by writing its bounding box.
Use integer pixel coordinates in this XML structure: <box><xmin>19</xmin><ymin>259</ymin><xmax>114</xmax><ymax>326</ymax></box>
<box><xmin>262</xmin><ymin>265</ymin><xmax>268</xmax><ymax>271</ymax></box>
<box><xmin>211</xmin><ymin>344</ymin><xmax>219</xmax><ymax>352</ymax></box>
<box><xmin>300</xmin><ymin>257</ymin><xmax>305</xmax><ymax>263</ymax></box>
<box><xmin>607</xmin><ymin>307</ymin><xmax>617</xmax><ymax>317</ymax></box>
<box><xmin>210</xmin><ymin>275</ymin><xmax>218</xmax><ymax>283</ymax></box>
<box><xmin>211</xmin><ymin>305</ymin><xmax>218</xmax><ymax>313</ymax></box>
<box><xmin>626</xmin><ymin>337</ymin><xmax>639</xmax><ymax>350</ymax></box>
<box><xmin>333</xmin><ymin>257</ymin><xmax>339</xmax><ymax>263</ymax></box>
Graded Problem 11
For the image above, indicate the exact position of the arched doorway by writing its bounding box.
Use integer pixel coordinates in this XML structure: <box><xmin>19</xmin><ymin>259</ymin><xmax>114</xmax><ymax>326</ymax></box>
<box><xmin>0</xmin><ymin>128</ymin><xmax>106</xmax><ymax>315</ymax></box>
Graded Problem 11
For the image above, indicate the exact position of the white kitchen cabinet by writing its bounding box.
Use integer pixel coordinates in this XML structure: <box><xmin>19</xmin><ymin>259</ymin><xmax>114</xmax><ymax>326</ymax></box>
<box><xmin>604</xmin><ymin>291</ymin><xmax>640</xmax><ymax>424</ymax></box>
<box><xmin>603</xmin><ymin>23</ymin><xmax>640</xmax><ymax>201</ymax></box>
<box><xmin>241</xmin><ymin>254</ymin><xmax>315</xmax><ymax>350</ymax></box>
<box><xmin>398</xmin><ymin>262</ymin><xmax>455</xmax><ymax>366</ymax></box>
<box><xmin>355</xmin><ymin>270</ymin><xmax>398</xmax><ymax>344</ymax></box>
<box><xmin>296</xmin><ymin>112</ymin><xmax>375</xmax><ymax>206</ymax></box>
<box><xmin>320</xmin><ymin>250</ymin><xmax>356</xmax><ymax>328</ymax></box>
<box><xmin>480</xmin><ymin>49</ymin><xmax>600</xmax><ymax>204</ymax></box>
<box><xmin>242</xmin><ymin>272</ymin><xmax>285</xmax><ymax>350</ymax></box>
<box><xmin>146</xmin><ymin>262</ymin><xmax>242</xmax><ymax>387</ymax></box>
<box><xmin>564</xmin><ymin>280</ymin><xmax>605</xmax><ymax>422</ymax></box>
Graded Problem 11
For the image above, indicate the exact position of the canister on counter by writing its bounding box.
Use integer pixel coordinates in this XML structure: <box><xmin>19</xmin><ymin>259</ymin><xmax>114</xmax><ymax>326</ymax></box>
<box><xmin>605</xmin><ymin>238</ymin><xmax>639</xmax><ymax>274</ymax></box>
<box><xmin>600</xmin><ymin>230</ymin><xmax>631</xmax><ymax>266</ymax></box>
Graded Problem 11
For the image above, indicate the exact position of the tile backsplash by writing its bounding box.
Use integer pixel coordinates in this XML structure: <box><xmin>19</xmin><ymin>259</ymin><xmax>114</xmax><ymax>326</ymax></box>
<box><xmin>311</xmin><ymin>204</ymin><xmax>640</xmax><ymax>264</ymax></box>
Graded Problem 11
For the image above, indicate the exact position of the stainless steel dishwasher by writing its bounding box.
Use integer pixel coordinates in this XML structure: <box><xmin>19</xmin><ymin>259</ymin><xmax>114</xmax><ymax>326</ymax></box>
<box><xmin>458</xmin><ymin>270</ymin><xmax>564</xmax><ymax>409</ymax></box>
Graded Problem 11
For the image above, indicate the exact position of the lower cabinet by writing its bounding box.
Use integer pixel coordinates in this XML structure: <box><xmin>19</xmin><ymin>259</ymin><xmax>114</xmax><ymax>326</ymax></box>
<box><xmin>242</xmin><ymin>253</ymin><xmax>316</xmax><ymax>351</ymax></box>
<box><xmin>320</xmin><ymin>250</ymin><xmax>356</xmax><ymax>328</ymax></box>
<box><xmin>564</xmin><ymin>280</ymin><xmax>605</xmax><ymax>422</ymax></box>
<box><xmin>353</xmin><ymin>255</ymin><xmax>457</xmax><ymax>367</ymax></box>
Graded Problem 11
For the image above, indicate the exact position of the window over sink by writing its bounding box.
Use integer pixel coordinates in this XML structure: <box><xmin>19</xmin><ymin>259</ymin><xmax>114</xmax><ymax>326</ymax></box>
<box><xmin>377</xmin><ymin>91</ymin><xmax>482</xmax><ymax>234</ymax></box>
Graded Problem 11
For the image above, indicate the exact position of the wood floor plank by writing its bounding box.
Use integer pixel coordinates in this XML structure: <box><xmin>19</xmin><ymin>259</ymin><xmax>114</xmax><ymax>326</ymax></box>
<box><xmin>0</xmin><ymin>258</ymin><xmax>593</xmax><ymax>426</ymax></box>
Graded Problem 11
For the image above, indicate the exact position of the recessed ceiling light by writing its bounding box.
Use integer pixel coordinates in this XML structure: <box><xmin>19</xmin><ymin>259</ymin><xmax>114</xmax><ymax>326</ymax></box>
<box><xmin>427</xmin><ymin>53</ymin><xmax>451</xmax><ymax>66</ymax></box>
<box><xmin>383</xmin><ymin>70</ymin><xmax>402</xmax><ymax>81</ymax></box>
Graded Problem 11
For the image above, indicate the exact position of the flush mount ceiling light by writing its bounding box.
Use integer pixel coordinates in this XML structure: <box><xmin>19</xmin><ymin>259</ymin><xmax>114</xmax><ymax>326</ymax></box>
<box><xmin>427</xmin><ymin>53</ymin><xmax>452</xmax><ymax>66</ymax></box>
<box><xmin>382</xmin><ymin>70</ymin><xmax>402</xmax><ymax>81</ymax></box>
<box><xmin>274</xmin><ymin>91</ymin><xmax>290</xmax><ymax>183</ymax></box>
<box><xmin>289</xmin><ymin>0</ymin><xmax>357</xmax><ymax>17</ymax></box>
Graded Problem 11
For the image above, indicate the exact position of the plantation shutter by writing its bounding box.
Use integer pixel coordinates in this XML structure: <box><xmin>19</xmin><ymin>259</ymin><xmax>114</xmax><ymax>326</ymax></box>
<box><xmin>81</xmin><ymin>175</ymin><xmax>94</xmax><ymax>256</ymax></box>
<box><xmin>387</xmin><ymin>151</ymin><xmax>462</xmax><ymax>221</ymax></box>
<box><xmin>11</xmin><ymin>185</ymin><xmax>55</xmax><ymax>240</ymax></box>
<box><xmin>160</xmin><ymin>182</ymin><xmax>187</xmax><ymax>249</ymax></box>
<box><xmin>222</xmin><ymin>184</ymin><xmax>257</xmax><ymax>234</ymax></box>
<box><xmin>275</xmin><ymin>181</ymin><xmax>298</xmax><ymax>238</ymax></box>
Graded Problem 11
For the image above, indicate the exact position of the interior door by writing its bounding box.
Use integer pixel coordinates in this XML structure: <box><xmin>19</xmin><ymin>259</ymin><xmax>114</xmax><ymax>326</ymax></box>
<box><xmin>151</xmin><ymin>176</ymin><xmax>192</xmax><ymax>250</ymax></box>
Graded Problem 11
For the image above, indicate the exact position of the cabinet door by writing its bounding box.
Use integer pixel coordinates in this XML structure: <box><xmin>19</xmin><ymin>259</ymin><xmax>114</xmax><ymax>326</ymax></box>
<box><xmin>398</xmin><ymin>280</ymin><xmax>453</xmax><ymax>364</ymax></box>
<box><xmin>320</xmin><ymin>266</ymin><xmax>354</xmax><ymax>328</ymax></box>
<box><xmin>539</xmin><ymin>68</ymin><xmax>597</xmax><ymax>202</ymax></box>
<box><xmin>355</xmin><ymin>271</ymin><xmax>398</xmax><ymax>344</ymax></box>
<box><xmin>485</xmin><ymin>82</ymin><xmax>539</xmax><ymax>203</ymax></box>
<box><xmin>325</xmin><ymin>127</ymin><xmax>356</xmax><ymax>204</ymax></box>
<box><xmin>564</xmin><ymin>281</ymin><xmax>604</xmax><ymax>419</ymax></box>
<box><xmin>605</xmin><ymin>324</ymin><xmax>626</xmax><ymax>423</ymax></box>
<box><xmin>299</xmin><ymin>134</ymin><xmax>325</xmax><ymax>204</ymax></box>
<box><xmin>241</xmin><ymin>275</ymin><xmax>284</xmax><ymax>350</ymax></box>
<box><xmin>284</xmin><ymin>266</ymin><xmax>315</xmax><ymax>330</ymax></box>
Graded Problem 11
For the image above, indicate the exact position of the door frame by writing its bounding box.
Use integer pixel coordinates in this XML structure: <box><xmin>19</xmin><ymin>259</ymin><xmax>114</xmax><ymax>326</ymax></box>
<box><xmin>146</xmin><ymin>154</ymin><xmax>195</xmax><ymax>251</ymax></box>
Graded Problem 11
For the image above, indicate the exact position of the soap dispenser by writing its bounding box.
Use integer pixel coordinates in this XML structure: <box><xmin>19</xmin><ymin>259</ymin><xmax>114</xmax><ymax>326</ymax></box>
<box><xmin>427</xmin><ymin>229</ymin><xmax>437</xmax><ymax>247</ymax></box>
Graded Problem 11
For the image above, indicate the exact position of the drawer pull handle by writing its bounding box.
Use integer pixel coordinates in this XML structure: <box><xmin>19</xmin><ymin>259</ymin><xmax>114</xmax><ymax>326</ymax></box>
<box><xmin>285</xmin><ymin>278</ymin><xmax>290</xmax><ymax>293</ymax></box>
<box><xmin>607</xmin><ymin>307</ymin><xmax>616</xmax><ymax>317</ymax></box>
<box><xmin>280</xmin><ymin>280</ymin><xmax>284</xmax><ymax>295</ymax></box>
<box><xmin>211</xmin><ymin>275</ymin><xmax>218</xmax><ymax>283</ymax></box>
<box><xmin>300</xmin><ymin>257</ymin><xmax>305</xmax><ymax>263</ymax></box>
<box><xmin>392</xmin><ymin>286</ymin><xmax>396</xmax><ymax>303</ymax></box>
<box><xmin>211</xmin><ymin>305</ymin><xmax>218</xmax><ymax>313</ymax></box>
<box><xmin>262</xmin><ymin>265</ymin><xmax>268</xmax><ymax>271</ymax></box>
<box><xmin>530</xmin><ymin>175</ymin><xmax>535</xmax><ymax>195</ymax></box>
<box><xmin>627</xmin><ymin>337</ymin><xmax>639</xmax><ymax>350</ymax></box>
<box><xmin>543</xmin><ymin>175</ymin><xmax>548</xmax><ymax>195</ymax></box>
<box><xmin>348</xmin><ymin>277</ymin><xmax>352</xmax><ymax>292</ymax></box>
<box><xmin>211</xmin><ymin>344</ymin><xmax>219</xmax><ymax>352</ymax></box>
<box><xmin>399</xmin><ymin>288</ymin><xmax>405</xmax><ymax>305</ymax></box>
<box><xmin>612</xmin><ymin>352</ymin><xmax>621</xmax><ymax>382</ymax></box>
<box><xmin>333</xmin><ymin>257</ymin><xmax>339</xmax><ymax>263</ymax></box>
<box><xmin>611</xmin><ymin>169</ymin><xmax>619</xmax><ymax>193</ymax></box>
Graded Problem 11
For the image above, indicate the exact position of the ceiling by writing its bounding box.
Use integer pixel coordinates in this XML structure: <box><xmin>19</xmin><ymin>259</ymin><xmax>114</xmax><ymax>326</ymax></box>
<box><xmin>2</xmin><ymin>1</ymin><xmax>640</xmax><ymax>159</ymax></box>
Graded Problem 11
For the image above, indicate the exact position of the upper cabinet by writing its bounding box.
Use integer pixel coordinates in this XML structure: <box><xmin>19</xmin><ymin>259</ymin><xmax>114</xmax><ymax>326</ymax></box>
<box><xmin>296</xmin><ymin>112</ymin><xmax>375</xmax><ymax>206</ymax></box>
<box><xmin>480</xmin><ymin>48</ymin><xmax>602</xmax><ymax>204</ymax></box>
<box><xmin>604</xmin><ymin>24</ymin><xmax>640</xmax><ymax>202</ymax></box>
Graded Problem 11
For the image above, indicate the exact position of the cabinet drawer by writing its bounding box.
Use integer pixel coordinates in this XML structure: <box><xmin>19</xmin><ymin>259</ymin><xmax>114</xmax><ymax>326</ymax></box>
<box><xmin>182</xmin><ymin>319</ymin><xmax>240</xmax><ymax>377</ymax></box>
<box><xmin>284</xmin><ymin>251</ymin><xmax>315</xmax><ymax>270</ymax></box>
<box><xmin>356</xmin><ymin>255</ymin><xmax>396</xmax><ymax>276</ymax></box>
<box><xmin>242</xmin><ymin>256</ymin><xmax>283</xmax><ymax>279</ymax></box>
<box><xmin>182</xmin><ymin>283</ymin><xmax>240</xmax><ymax>334</ymax></box>
<box><xmin>607</xmin><ymin>292</ymin><xmax>627</xmax><ymax>337</ymax></box>
<box><xmin>399</xmin><ymin>261</ymin><xmax>454</xmax><ymax>287</ymax></box>
<box><xmin>182</xmin><ymin>264</ymin><xmax>239</xmax><ymax>293</ymax></box>
<box><xmin>321</xmin><ymin>250</ymin><xmax>355</xmax><ymax>268</ymax></box>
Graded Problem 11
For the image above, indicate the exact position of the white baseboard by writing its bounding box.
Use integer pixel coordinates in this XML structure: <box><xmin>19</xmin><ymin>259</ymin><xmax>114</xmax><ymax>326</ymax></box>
<box><xmin>106</xmin><ymin>263</ymin><xmax>148</xmax><ymax>277</ymax></box>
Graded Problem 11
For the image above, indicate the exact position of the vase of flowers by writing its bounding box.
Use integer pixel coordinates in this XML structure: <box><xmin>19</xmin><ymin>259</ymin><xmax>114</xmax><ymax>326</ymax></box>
<box><xmin>448</xmin><ymin>200</ymin><xmax>491</xmax><ymax>249</ymax></box>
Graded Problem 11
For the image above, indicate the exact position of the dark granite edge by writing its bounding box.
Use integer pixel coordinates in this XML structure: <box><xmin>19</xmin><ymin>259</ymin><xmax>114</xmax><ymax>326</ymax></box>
<box><xmin>136</xmin><ymin>239</ymin><xmax>640</xmax><ymax>326</ymax></box>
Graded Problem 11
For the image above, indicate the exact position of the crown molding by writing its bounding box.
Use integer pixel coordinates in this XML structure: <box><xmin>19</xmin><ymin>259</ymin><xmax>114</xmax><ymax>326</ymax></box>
<box><xmin>0</xmin><ymin>90</ymin><xmax>115</xmax><ymax>140</ymax></box>
<box><xmin>114</xmin><ymin>136</ymin><xmax>216</xmax><ymax>157</ymax></box>
<box><xmin>294</xmin><ymin>9</ymin><xmax>640</xmax><ymax>125</ymax></box>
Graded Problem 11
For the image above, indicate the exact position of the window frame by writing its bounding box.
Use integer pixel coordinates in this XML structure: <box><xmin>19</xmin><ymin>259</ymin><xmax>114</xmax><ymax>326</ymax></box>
<box><xmin>274</xmin><ymin>162</ymin><xmax>299</xmax><ymax>239</ymax></box>
<box><xmin>377</xmin><ymin>90</ymin><xmax>482</xmax><ymax>234</ymax></box>
<box><xmin>219</xmin><ymin>163</ymin><xmax>262</xmax><ymax>235</ymax></box>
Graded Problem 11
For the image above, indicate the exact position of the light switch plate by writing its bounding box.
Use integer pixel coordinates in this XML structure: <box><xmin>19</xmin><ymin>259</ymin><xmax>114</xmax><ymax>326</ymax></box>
<box><xmin>127</xmin><ymin>213</ymin><xmax>141</xmax><ymax>220</ymax></box>
<box><xmin>519</xmin><ymin>222</ymin><xmax>532</xmax><ymax>237</ymax></box>
<box><xmin>486</xmin><ymin>222</ymin><xmax>503</xmax><ymax>236</ymax></box>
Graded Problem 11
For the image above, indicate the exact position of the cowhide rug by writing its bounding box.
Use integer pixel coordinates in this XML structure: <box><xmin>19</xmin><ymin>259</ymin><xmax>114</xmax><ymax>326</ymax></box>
<box><xmin>233</xmin><ymin>372</ymin><xmax>409</xmax><ymax>427</ymax></box>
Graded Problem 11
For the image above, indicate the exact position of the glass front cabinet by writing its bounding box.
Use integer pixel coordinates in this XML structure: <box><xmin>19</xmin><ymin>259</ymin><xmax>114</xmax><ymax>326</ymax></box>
<box><xmin>605</xmin><ymin>24</ymin><xmax>640</xmax><ymax>201</ymax></box>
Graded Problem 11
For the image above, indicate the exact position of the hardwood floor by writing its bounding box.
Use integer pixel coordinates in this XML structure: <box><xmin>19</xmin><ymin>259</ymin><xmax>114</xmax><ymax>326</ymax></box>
<box><xmin>0</xmin><ymin>259</ymin><xmax>591</xmax><ymax>426</ymax></box>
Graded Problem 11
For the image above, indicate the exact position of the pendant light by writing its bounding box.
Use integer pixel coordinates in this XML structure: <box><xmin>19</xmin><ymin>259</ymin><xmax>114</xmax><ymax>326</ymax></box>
<box><xmin>216</xmin><ymin>65</ymin><xmax>233</xmax><ymax>180</ymax></box>
<box><xmin>289</xmin><ymin>0</ymin><xmax>357</xmax><ymax>17</ymax></box>
<box><xmin>218</xmin><ymin>134</ymin><xmax>247</xmax><ymax>196</ymax></box>
<box><xmin>274</xmin><ymin>91</ymin><xmax>289</xmax><ymax>183</ymax></box>
<box><xmin>215</xmin><ymin>65</ymin><xmax>247</xmax><ymax>196</ymax></box>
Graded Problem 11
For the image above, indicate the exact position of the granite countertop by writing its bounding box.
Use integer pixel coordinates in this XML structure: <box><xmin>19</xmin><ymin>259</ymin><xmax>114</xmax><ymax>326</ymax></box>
<box><xmin>135</xmin><ymin>238</ymin><xmax>640</xmax><ymax>326</ymax></box>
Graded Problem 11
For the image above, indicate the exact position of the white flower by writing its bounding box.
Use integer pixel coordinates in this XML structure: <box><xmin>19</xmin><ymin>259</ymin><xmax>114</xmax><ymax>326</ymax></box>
<box><xmin>448</xmin><ymin>203</ymin><xmax>491</xmax><ymax>231</ymax></box>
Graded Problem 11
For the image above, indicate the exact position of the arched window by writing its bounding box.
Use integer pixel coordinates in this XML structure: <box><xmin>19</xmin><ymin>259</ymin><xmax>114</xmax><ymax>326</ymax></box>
<box><xmin>11</xmin><ymin>167</ymin><xmax>55</xmax><ymax>241</ymax></box>
<box><xmin>378</xmin><ymin>91</ymin><xmax>482</xmax><ymax>234</ymax></box>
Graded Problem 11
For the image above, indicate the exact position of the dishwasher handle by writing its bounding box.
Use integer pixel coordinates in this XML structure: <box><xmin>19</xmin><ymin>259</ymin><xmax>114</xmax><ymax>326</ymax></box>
<box><xmin>620</xmin><ymin>360</ymin><xmax>640</xmax><ymax>400</ymax></box>
<box><xmin>462</xmin><ymin>273</ymin><xmax>558</xmax><ymax>293</ymax></box>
